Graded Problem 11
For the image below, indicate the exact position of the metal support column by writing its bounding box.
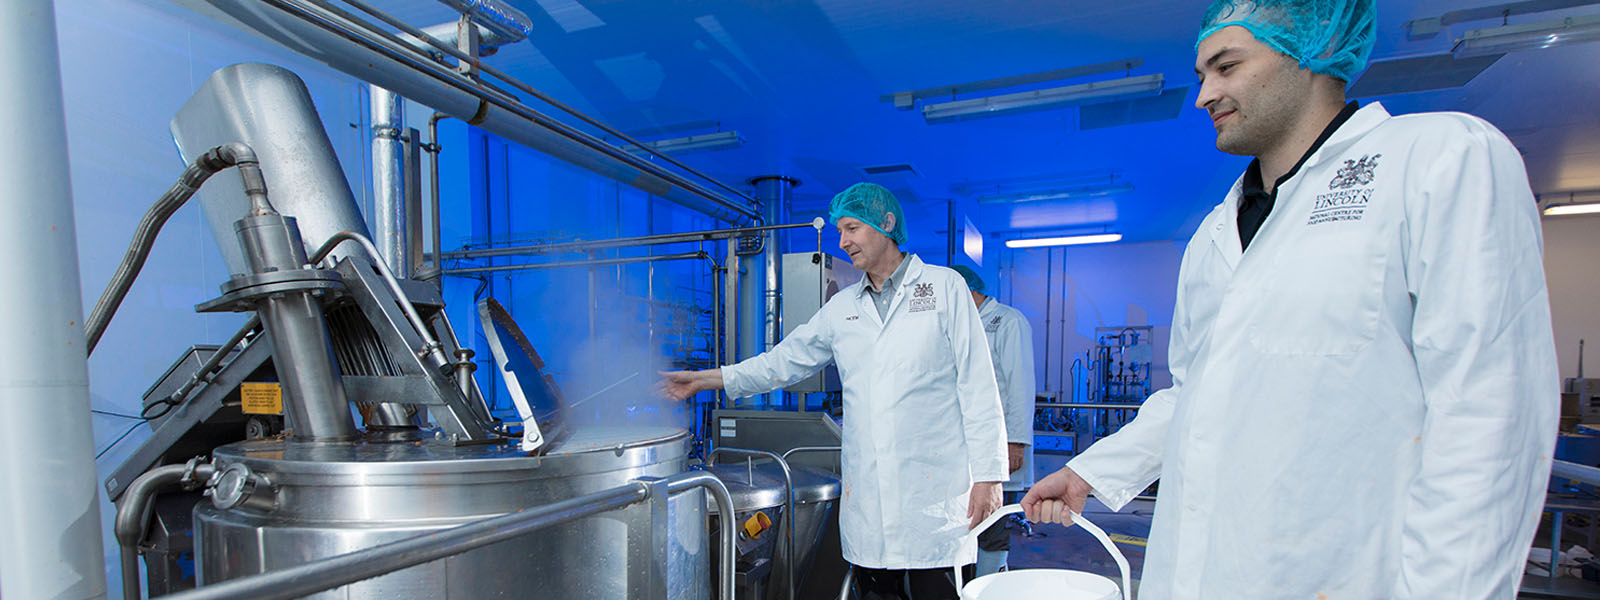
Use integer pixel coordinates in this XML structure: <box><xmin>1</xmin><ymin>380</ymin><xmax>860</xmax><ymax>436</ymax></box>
<box><xmin>723</xmin><ymin>238</ymin><xmax>740</xmax><ymax>408</ymax></box>
<box><xmin>0</xmin><ymin>1</ymin><xmax>108</xmax><ymax>596</ymax></box>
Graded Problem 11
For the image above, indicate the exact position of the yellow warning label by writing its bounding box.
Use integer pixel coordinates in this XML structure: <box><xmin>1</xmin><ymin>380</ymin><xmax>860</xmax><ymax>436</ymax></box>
<box><xmin>240</xmin><ymin>382</ymin><xmax>283</xmax><ymax>415</ymax></box>
<box><xmin>1108</xmin><ymin>533</ymin><xmax>1148</xmax><ymax>547</ymax></box>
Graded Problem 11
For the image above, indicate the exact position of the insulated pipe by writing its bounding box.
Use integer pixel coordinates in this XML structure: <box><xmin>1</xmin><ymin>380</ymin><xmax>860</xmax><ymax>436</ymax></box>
<box><xmin>370</xmin><ymin>86</ymin><xmax>409</xmax><ymax>276</ymax></box>
<box><xmin>86</xmin><ymin>142</ymin><xmax>269</xmax><ymax>355</ymax></box>
<box><xmin>0</xmin><ymin>3</ymin><xmax>107</xmax><ymax>597</ymax></box>
<box><xmin>115</xmin><ymin>461</ymin><xmax>217</xmax><ymax>600</ymax></box>
<box><xmin>192</xmin><ymin>0</ymin><xmax>759</xmax><ymax>226</ymax></box>
<box><xmin>750</xmin><ymin>176</ymin><xmax>797</xmax><ymax>405</ymax></box>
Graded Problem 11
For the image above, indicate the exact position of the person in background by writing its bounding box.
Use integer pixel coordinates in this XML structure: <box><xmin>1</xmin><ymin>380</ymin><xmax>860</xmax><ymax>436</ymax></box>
<box><xmin>950</xmin><ymin>265</ymin><xmax>1036</xmax><ymax>578</ymax></box>
<box><xmin>661</xmin><ymin>183</ymin><xmax>1008</xmax><ymax>600</ymax></box>
<box><xmin>1022</xmin><ymin>0</ymin><xmax>1559</xmax><ymax>597</ymax></box>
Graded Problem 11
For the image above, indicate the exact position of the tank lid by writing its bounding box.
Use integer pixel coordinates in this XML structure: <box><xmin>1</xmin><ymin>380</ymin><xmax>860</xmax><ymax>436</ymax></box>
<box><xmin>703</xmin><ymin>462</ymin><xmax>840</xmax><ymax>511</ymax></box>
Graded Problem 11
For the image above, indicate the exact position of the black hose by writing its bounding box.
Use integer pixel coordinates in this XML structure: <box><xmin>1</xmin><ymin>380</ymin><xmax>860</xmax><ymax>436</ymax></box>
<box><xmin>85</xmin><ymin>143</ymin><xmax>269</xmax><ymax>356</ymax></box>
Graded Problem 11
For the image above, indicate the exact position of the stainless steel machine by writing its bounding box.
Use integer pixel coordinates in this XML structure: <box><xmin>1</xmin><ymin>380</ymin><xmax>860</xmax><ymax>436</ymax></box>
<box><xmin>103</xmin><ymin>63</ymin><xmax>739</xmax><ymax>600</ymax></box>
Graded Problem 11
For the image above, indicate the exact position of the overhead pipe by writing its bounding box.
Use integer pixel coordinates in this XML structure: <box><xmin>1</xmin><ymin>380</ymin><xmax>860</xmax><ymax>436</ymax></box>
<box><xmin>183</xmin><ymin>0</ymin><xmax>759</xmax><ymax>226</ymax></box>
<box><xmin>0</xmin><ymin>1</ymin><xmax>107</xmax><ymax>597</ymax></box>
<box><xmin>445</xmin><ymin>221</ymin><xmax>816</xmax><ymax>260</ymax></box>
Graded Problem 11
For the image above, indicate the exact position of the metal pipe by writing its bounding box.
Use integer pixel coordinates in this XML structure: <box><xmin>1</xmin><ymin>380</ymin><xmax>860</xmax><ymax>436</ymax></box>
<box><xmin>86</xmin><ymin>142</ymin><xmax>269</xmax><ymax>355</ymax></box>
<box><xmin>115</xmin><ymin>460</ymin><xmax>217</xmax><ymax>600</ymax></box>
<box><xmin>310</xmin><ymin>231</ymin><xmax>448</xmax><ymax>366</ymax></box>
<box><xmin>445</xmin><ymin>221</ymin><xmax>817</xmax><ymax>260</ymax></box>
<box><xmin>1552</xmin><ymin>460</ymin><xmax>1600</xmax><ymax>487</ymax></box>
<box><xmin>198</xmin><ymin>0</ymin><xmax>759</xmax><ymax>225</ymax></box>
<box><xmin>370</xmin><ymin>85</ymin><xmax>408</xmax><ymax>276</ymax></box>
<box><xmin>711</xmin><ymin>447</ymin><xmax>796</xmax><ymax>600</ymax></box>
<box><xmin>749</xmin><ymin>176</ymin><xmax>797</xmax><ymax>407</ymax></box>
<box><xmin>426</xmin><ymin>112</ymin><xmax>450</xmax><ymax>283</ymax></box>
<box><xmin>666</xmin><ymin>471</ymin><xmax>738</xmax><ymax>600</ymax></box>
<box><xmin>0</xmin><ymin>5</ymin><xmax>106</xmax><ymax>595</ymax></box>
<box><xmin>444</xmin><ymin>251</ymin><xmax>708</xmax><ymax>276</ymax></box>
<box><xmin>164</xmin><ymin>482</ymin><xmax>653</xmax><ymax>600</ymax></box>
<box><xmin>1036</xmin><ymin>402</ymin><xmax>1145</xmax><ymax>410</ymax></box>
<box><xmin>332</xmin><ymin>0</ymin><xmax>748</xmax><ymax>201</ymax></box>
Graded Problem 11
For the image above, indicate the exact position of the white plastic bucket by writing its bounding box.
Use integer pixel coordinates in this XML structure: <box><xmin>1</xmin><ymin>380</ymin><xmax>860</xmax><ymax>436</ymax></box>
<box><xmin>953</xmin><ymin>505</ymin><xmax>1133</xmax><ymax>600</ymax></box>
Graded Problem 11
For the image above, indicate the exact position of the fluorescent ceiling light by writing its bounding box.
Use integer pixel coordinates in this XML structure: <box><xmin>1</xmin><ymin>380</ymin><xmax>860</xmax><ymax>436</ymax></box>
<box><xmin>977</xmin><ymin>183</ymin><xmax>1133</xmax><ymax>204</ymax></box>
<box><xmin>923</xmin><ymin>74</ymin><xmax>1164</xmax><ymax>124</ymax></box>
<box><xmin>627</xmin><ymin>130</ymin><xmax>743</xmax><ymax>155</ymax></box>
<box><xmin>1453</xmin><ymin>14</ymin><xmax>1600</xmax><ymax>58</ymax></box>
<box><xmin>1544</xmin><ymin>202</ymin><xmax>1600</xmax><ymax>216</ymax></box>
<box><xmin>1005</xmin><ymin>233</ymin><xmax>1122</xmax><ymax>248</ymax></box>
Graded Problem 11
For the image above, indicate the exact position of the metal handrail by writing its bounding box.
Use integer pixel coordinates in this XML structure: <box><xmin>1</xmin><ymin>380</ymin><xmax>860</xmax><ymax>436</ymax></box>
<box><xmin>781</xmin><ymin>446</ymin><xmax>842</xmax><ymax>461</ymax></box>
<box><xmin>160</xmin><ymin>470</ymin><xmax>736</xmax><ymax>600</ymax></box>
<box><xmin>443</xmin><ymin>251</ymin><xmax>708</xmax><ymax>276</ymax></box>
<box><xmin>667</xmin><ymin>471</ymin><xmax>738</xmax><ymax>600</ymax></box>
<box><xmin>710</xmin><ymin>447</ymin><xmax>797</xmax><ymax>600</ymax></box>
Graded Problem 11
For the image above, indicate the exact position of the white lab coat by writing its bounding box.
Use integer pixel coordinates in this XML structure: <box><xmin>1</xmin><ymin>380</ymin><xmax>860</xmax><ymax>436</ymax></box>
<box><xmin>979</xmin><ymin>297</ymin><xmax>1036</xmax><ymax>492</ymax></box>
<box><xmin>723</xmin><ymin>254</ymin><xmax>1009</xmax><ymax>569</ymax></box>
<box><xmin>1068</xmin><ymin>103</ymin><xmax>1558</xmax><ymax>598</ymax></box>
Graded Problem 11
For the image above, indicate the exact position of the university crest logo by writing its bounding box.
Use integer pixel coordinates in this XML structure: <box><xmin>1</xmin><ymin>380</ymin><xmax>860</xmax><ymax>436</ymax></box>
<box><xmin>1329</xmin><ymin>154</ymin><xmax>1381</xmax><ymax>190</ymax></box>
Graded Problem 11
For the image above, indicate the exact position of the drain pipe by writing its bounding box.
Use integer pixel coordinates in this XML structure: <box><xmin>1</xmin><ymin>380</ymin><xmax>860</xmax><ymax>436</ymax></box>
<box><xmin>0</xmin><ymin>1</ymin><xmax>107</xmax><ymax>598</ymax></box>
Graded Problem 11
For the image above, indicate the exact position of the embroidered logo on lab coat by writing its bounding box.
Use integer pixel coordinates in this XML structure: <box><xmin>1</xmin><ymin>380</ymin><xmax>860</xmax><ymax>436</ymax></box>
<box><xmin>1309</xmin><ymin>154</ymin><xmax>1381</xmax><ymax>226</ymax></box>
<box><xmin>985</xmin><ymin>316</ymin><xmax>1003</xmax><ymax>332</ymax></box>
<box><xmin>910</xmin><ymin>283</ymin><xmax>937</xmax><ymax>312</ymax></box>
<box><xmin>1329</xmin><ymin>154</ymin><xmax>1381</xmax><ymax>190</ymax></box>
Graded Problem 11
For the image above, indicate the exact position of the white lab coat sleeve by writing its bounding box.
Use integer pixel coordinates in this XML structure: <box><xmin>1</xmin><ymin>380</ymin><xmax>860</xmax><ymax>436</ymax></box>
<box><xmin>1064</xmin><ymin>245</ymin><xmax>1198</xmax><ymax>511</ymax></box>
<box><xmin>1392</xmin><ymin>120</ymin><xmax>1559</xmax><ymax>598</ymax></box>
<box><xmin>721</xmin><ymin>303</ymin><xmax>836</xmax><ymax>400</ymax></box>
<box><xmin>949</xmin><ymin>279</ymin><xmax>1009</xmax><ymax>483</ymax></box>
<box><xmin>996</xmin><ymin>313</ymin><xmax>1036</xmax><ymax>447</ymax></box>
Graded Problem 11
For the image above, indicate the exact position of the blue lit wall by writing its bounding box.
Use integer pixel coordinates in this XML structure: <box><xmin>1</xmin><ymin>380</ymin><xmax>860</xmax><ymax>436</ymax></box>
<box><xmin>439</xmin><ymin>127</ymin><xmax>719</xmax><ymax>433</ymax></box>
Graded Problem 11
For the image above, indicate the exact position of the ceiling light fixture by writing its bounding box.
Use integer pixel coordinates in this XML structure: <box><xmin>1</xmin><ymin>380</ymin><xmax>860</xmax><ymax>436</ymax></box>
<box><xmin>1005</xmin><ymin>233</ymin><xmax>1123</xmax><ymax>248</ymax></box>
<box><xmin>627</xmin><ymin>130</ymin><xmax>744</xmax><ymax>155</ymax></box>
<box><xmin>977</xmin><ymin>182</ymin><xmax>1134</xmax><ymax>205</ymax></box>
<box><xmin>1544</xmin><ymin>202</ymin><xmax>1600</xmax><ymax>216</ymax></box>
<box><xmin>922</xmin><ymin>74</ymin><xmax>1164</xmax><ymax>124</ymax></box>
<box><xmin>1453</xmin><ymin>13</ymin><xmax>1600</xmax><ymax>58</ymax></box>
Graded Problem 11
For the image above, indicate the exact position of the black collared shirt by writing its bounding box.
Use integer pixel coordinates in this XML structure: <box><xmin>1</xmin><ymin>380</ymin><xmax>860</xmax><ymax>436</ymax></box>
<box><xmin>1237</xmin><ymin>101</ymin><xmax>1361</xmax><ymax>250</ymax></box>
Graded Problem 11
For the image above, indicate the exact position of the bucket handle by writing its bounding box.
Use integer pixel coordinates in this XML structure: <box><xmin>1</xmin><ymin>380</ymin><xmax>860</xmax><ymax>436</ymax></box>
<box><xmin>953</xmin><ymin>504</ymin><xmax>1132</xmax><ymax>600</ymax></box>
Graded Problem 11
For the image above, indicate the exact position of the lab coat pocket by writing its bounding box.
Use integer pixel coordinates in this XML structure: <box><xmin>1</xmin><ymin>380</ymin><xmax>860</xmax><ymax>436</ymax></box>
<box><xmin>1245</xmin><ymin>230</ymin><xmax>1384</xmax><ymax>356</ymax></box>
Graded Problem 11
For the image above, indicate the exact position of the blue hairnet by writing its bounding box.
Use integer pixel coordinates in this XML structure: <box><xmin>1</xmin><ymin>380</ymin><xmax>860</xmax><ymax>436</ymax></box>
<box><xmin>1197</xmin><ymin>0</ymin><xmax>1376</xmax><ymax>83</ymax></box>
<box><xmin>828</xmin><ymin>183</ymin><xmax>908</xmax><ymax>245</ymax></box>
<box><xmin>950</xmin><ymin>265</ymin><xmax>985</xmax><ymax>293</ymax></box>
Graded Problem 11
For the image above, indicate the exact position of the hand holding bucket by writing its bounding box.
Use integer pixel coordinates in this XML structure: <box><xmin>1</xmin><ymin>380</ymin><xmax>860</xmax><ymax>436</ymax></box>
<box><xmin>953</xmin><ymin>504</ymin><xmax>1132</xmax><ymax>600</ymax></box>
